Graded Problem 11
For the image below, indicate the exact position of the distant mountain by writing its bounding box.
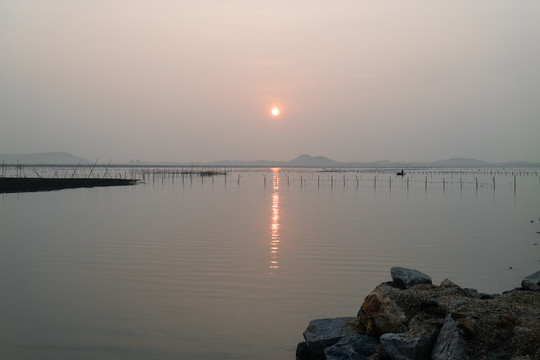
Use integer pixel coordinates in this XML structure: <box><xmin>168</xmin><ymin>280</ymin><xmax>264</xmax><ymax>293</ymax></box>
<box><xmin>1</xmin><ymin>152</ymin><xmax>538</xmax><ymax>168</ymax></box>
<box><xmin>286</xmin><ymin>154</ymin><xmax>341</xmax><ymax>167</ymax></box>
<box><xmin>206</xmin><ymin>154</ymin><xmax>341</xmax><ymax>167</ymax></box>
<box><xmin>430</xmin><ymin>158</ymin><xmax>491</xmax><ymax>167</ymax></box>
<box><xmin>0</xmin><ymin>152</ymin><xmax>91</xmax><ymax>165</ymax></box>
<box><xmin>208</xmin><ymin>156</ymin><xmax>540</xmax><ymax>168</ymax></box>
<box><xmin>347</xmin><ymin>158</ymin><xmax>539</xmax><ymax>168</ymax></box>
<box><xmin>186</xmin><ymin>155</ymin><xmax>540</xmax><ymax>168</ymax></box>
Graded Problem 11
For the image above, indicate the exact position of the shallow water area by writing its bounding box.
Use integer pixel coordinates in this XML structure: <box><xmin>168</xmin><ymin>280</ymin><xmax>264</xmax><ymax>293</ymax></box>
<box><xmin>1</xmin><ymin>167</ymin><xmax>539</xmax><ymax>359</ymax></box>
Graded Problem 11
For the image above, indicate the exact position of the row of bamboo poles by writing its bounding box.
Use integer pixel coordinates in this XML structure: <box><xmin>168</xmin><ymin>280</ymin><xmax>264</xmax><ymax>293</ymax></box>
<box><xmin>1</xmin><ymin>163</ymin><xmax>538</xmax><ymax>193</ymax></box>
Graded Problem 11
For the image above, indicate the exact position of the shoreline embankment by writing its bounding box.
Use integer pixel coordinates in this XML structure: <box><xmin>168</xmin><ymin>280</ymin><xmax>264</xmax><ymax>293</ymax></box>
<box><xmin>0</xmin><ymin>178</ymin><xmax>139</xmax><ymax>193</ymax></box>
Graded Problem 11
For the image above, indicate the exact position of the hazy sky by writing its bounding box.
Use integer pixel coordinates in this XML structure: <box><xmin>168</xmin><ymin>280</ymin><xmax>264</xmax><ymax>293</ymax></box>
<box><xmin>1</xmin><ymin>1</ymin><xmax>539</xmax><ymax>162</ymax></box>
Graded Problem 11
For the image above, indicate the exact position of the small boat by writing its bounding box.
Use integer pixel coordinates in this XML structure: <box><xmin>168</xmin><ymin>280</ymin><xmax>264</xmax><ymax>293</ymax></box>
<box><xmin>396</xmin><ymin>170</ymin><xmax>405</xmax><ymax>176</ymax></box>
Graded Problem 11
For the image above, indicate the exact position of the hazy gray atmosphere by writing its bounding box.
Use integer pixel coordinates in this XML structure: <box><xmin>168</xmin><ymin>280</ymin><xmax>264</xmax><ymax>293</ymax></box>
<box><xmin>1</xmin><ymin>1</ymin><xmax>539</xmax><ymax>163</ymax></box>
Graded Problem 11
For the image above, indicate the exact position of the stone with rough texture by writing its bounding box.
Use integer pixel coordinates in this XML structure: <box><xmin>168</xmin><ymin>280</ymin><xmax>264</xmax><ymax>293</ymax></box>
<box><xmin>391</xmin><ymin>267</ymin><xmax>432</xmax><ymax>289</ymax></box>
<box><xmin>521</xmin><ymin>270</ymin><xmax>540</xmax><ymax>291</ymax></box>
<box><xmin>456</xmin><ymin>318</ymin><xmax>475</xmax><ymax>337</ymax></box>
<box><xmin>301</xmin><ymin>317</ymin><xmax>357</xmax><ymax>360</ymax></box>
<box><xmin>380</xmin><ymin>332</ymin><xmax>438</xmax><ymax>360</ymax></box>
<box><xmin>431</xmin><ymin>315</ymin><xmax>469</xmax><ymax>360</ymax></box>
<box><xmin>440</xmin><ymin>279</ymin><xmax>459</xmax><ymax>288</ymax></box>
<box><xmin>486</xmin><ymin>348</ymin><xmax>509</xmax><ymax>360</ymax></box>
<box><xmin>296</xmin><ymin>341</ymin><xmax>309</xmax><ymax>360</ymax></box>
<box><xmin>358</xmin><ymin>285</ymin><xmax>407</xmax><ymax>336</ymax></box>
<box><xmin>463</xmin><ymin>288</ymin><xmax>480</xmax><ymax>299</ymax></box>
<box><xmin>324</xmin><ymin>335</ymin><xmax>379</xmax><ymax>360</ymax></box>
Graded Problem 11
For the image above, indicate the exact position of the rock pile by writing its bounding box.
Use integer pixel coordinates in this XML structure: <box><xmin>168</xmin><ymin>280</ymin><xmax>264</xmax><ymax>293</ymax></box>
<box><xmin>296</xmin><ymin>267</ymin><xmax>540</xmax><ymax>359</ymax></box>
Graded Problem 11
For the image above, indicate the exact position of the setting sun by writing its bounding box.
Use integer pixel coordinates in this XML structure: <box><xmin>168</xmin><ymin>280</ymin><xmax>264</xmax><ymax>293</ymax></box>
<box><xmin>271</xmin><ymin>107</ymin><xmax>280</xmax><ymax>116</ymax></box>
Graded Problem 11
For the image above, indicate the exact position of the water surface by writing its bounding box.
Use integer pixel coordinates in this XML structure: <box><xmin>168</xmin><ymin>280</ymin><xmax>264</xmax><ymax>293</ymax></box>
<box><xmin>1</xmin><ymin>167</ymin><xmax>539</xmax><ymax>359</ymax></box>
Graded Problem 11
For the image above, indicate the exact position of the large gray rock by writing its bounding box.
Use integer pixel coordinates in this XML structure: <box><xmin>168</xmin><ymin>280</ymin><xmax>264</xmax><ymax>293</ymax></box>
<box><xmin>301</xmin><ymin>317</ymin><xmax>357</xmax><ymax>360</ymax></box>
<box><xmin>324</xmin><ymin>335</ymin><xmax>379</xmax><ymax>360</ymax></box>
<box><xmin>431</xmin><ymin>315</ymin><xmax>469</xmax><ymax>360</ymax></box>
<box><xmin>391</xmin><ymin>267</ymin><xmax>432</xmax><ymax>289</ymax></box>
<box><xmin>521</xmin><ymin>270</ymin><xmax>540</xmax><ymax>291</ymax></box>
<box><xmin>380</xmin><ymin>332</ymin><xmax>438</xmax><ymax>360</ymax></box>
<box><xmin>358</xmin><ymin>285</ymin><xmax>408</xmax><ymax>336</ymax></box>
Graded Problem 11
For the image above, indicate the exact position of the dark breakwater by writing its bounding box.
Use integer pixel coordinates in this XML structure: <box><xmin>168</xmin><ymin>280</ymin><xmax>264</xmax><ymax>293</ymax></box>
<box><xmin>0</xmin><ymin>178</ymin><xmax>139</xmax><ymax>193</ymax></box>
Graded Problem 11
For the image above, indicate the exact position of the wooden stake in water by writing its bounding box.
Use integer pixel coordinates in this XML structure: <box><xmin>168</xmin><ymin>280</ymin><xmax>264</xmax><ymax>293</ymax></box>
<box><xmin>71</xmin><ymin>160</ymin><xmax>81</xmax><ymax>179</ymax></box>
<box><xmin>88</xmin><ymin>157</ymin><xmax>99</xmax><ymax>178</ymax></box>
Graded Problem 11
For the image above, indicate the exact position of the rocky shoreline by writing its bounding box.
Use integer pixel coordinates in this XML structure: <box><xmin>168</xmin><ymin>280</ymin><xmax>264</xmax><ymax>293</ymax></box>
<box><xmin>296</xmin><ymin>267</ymin><xmax>540</xmax><ymax>360</ymax></box>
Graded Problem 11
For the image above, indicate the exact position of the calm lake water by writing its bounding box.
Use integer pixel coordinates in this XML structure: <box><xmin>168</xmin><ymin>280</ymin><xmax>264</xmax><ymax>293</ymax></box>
<box><xmin>1</xmin><ymin>167</ymin><xmax>539</xmax><ymax>359</ymax></box>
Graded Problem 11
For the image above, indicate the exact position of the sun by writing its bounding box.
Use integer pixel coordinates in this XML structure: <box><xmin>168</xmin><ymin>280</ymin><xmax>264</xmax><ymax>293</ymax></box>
<box><xmin>271</xmin><ymin>107</ymin><xmax>280</xmax><ymax>116</ymax></box>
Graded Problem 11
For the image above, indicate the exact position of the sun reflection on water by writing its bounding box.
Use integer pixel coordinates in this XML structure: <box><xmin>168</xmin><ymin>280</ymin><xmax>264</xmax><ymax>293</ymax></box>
<box><xmin>269</xmin><ymin>168</ymin><xmax>280</xmax><ymax>275</ymax></box>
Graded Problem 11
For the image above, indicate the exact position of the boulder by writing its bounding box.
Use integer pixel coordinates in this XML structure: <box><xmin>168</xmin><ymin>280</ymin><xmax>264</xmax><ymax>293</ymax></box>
<box><xmin>440</xmin><ymin>279</ymin><xmax>459</xmax><ymax>288</ymax></box>
<box><xmin>379</xmin><ymin>332</ymin><xmax>438</xmax><ymax>360</ymax></box>
<box><xmin>296</xmin><ymin>341</ymin><xmax>309</xmax><ymax>360</ymax></box>
<box><xmin>521</xmin><ymin>270</ymin><xmax>540</xmax><ymax>291</ymax></box>
<box><xmin>455</xmin><ymin>317</ymin><xmax>475</xmax><ymax>338</ymax></box>
<box><xmin>358</xmin><ymin>285</ymin><xmax>407</xmax><ymax>336</ymax></box>
<box><xmin>391</xmin><ymin>267</ymin><xmax>432</xmax><ymax>289</ymax></box>
<box><xmin>463</xmin><ymin>288</ymin><xmax>480</xmax><ymax>299</ymax></box>
<box><xmin>324</xmin><ymin>335</ymin><xmax>379</xmax><ymax>360</ymax></box>
<box><xmin>299</xmin><ymin>317</ymin><xmax>357</xmax><ymax>360</ymax></box>
<box><xmin>431</xmin><ymin>315</ymin><xmax>469</xmax><ymax>360</ymax></box>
